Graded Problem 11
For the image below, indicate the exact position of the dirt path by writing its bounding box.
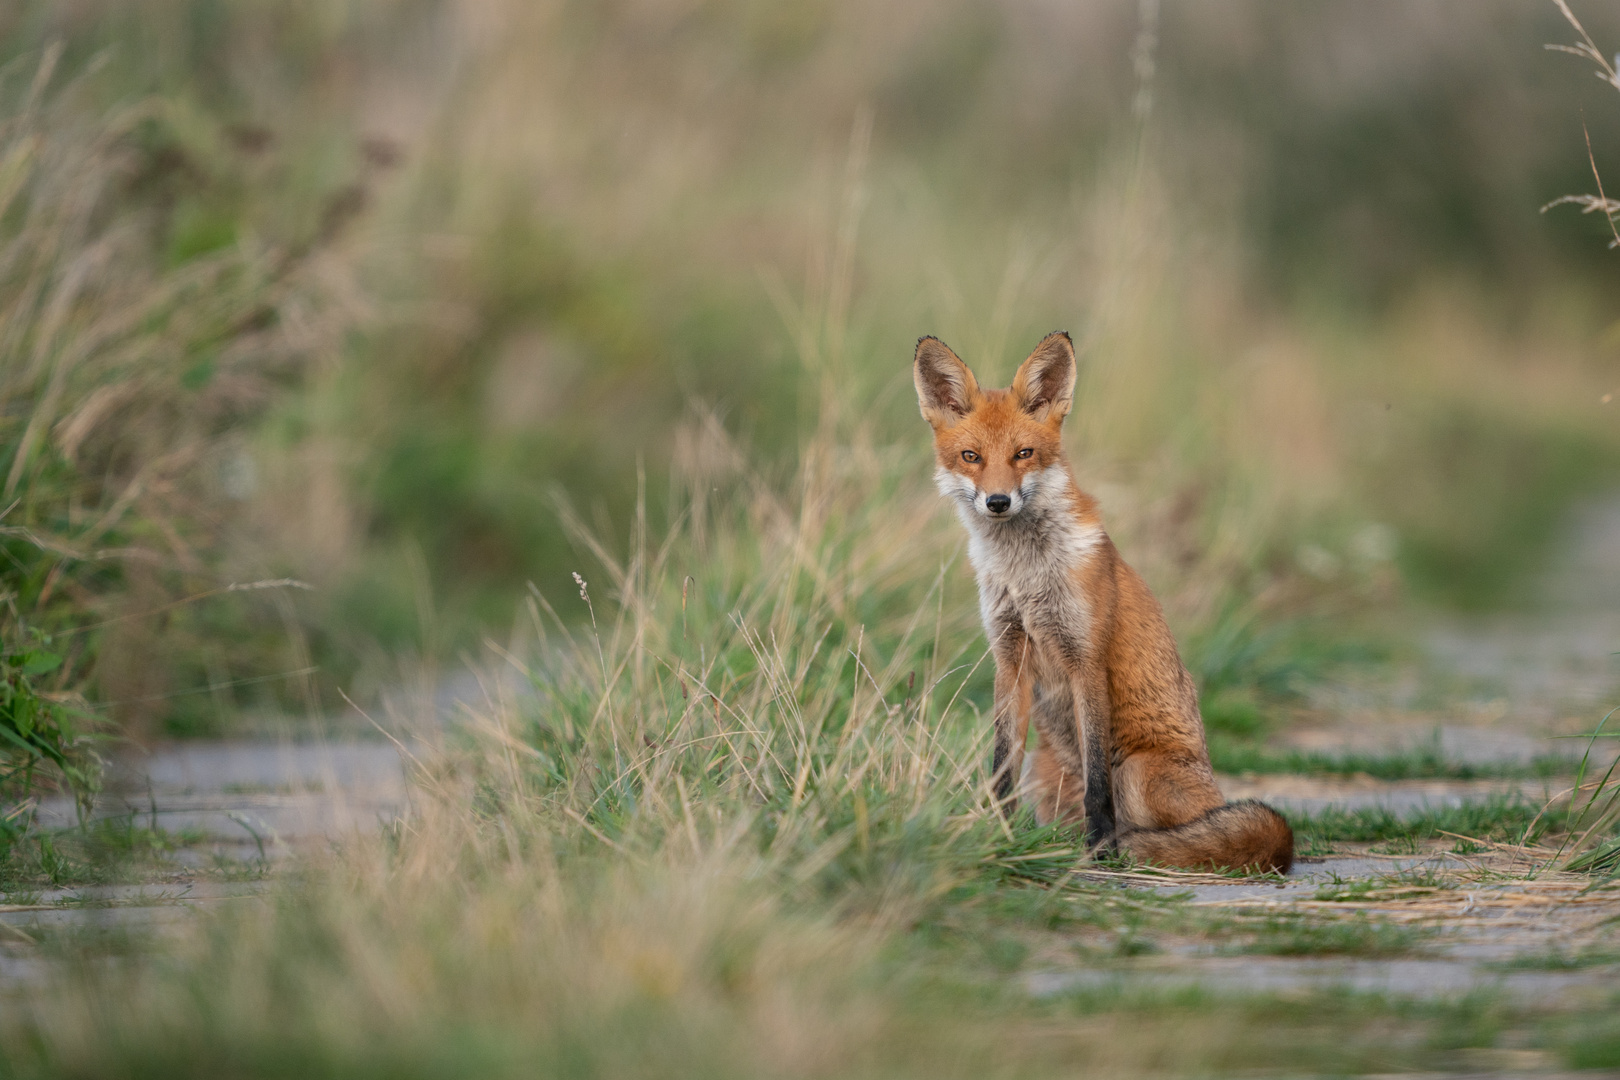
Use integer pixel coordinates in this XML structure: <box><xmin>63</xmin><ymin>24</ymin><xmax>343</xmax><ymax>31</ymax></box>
<box><xmin>1279</xmin><ymin>494</ymin><xmax>1620</xmax><ymax>767</ymax></box>
<box><xmin>1029</xmin><ymin>843</ymin><xmax>1620</xmax><ymax>1006</ymax></box>
<box><xmin>32</xmin><ymin>741</ymin><xmax>409</xmax><ymax>857</ymax></box>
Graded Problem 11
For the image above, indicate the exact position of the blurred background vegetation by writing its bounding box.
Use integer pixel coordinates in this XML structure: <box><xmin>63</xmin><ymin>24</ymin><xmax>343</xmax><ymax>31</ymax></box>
<box><xmin>2</xmin><ymin>0</ymin><xmax>1618</xmax><ymax>745</ymax></box>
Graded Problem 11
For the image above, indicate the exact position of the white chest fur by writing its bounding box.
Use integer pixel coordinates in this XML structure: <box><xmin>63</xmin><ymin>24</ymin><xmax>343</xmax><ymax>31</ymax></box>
<box><xmin>944</xmin><ymin>465</ymin><xmax>1104</xmax><ymax>649</ymax></box>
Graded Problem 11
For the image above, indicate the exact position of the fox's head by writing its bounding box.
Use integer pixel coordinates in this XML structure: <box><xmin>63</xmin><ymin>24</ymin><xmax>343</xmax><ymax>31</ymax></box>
<box><xmin>914</xmin><ymin>331</ymin><xmax>1076</xmax><ymax>522</ymax></box>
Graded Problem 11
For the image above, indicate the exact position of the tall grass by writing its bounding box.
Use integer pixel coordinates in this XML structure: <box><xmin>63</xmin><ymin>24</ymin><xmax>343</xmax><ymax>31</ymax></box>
<box><xmin>17</xmin><ymin>0</ymin><xmax>1610</xmax><ymax>700</ymax></box>
<box><xmin>0</xmin><ymin>45</ymin><xmax>359</xmax><ymax>739</ymax></box>
<box><xmin>1537</xmin><ymin>0</ymin><xmax>1620</xmax><ymax>879</ymax></box>
<box><xmin>0</xmin><ymin>372</ymin><xmax>1133</xmax><ymax>1076</ymax></box>
<box><xmin>3</xmin><ymin>1</ymin><xmax>1620</xmax><ymax>735</ymax></box>
<box><xmin>464</xmin><ymin>368</ymin><xmax>1081</xmax><ymax>898</ymax></box>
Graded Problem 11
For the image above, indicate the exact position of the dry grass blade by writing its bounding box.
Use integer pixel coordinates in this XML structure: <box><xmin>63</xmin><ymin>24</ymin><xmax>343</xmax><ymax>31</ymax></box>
<box><xmin>1543</xmin><ymin>3</ymin><xmax>1620</xmax><ymax>247</ymax></box>
<box><xmin>1549</xmin><ymin>0</ymin><xmax>1620</xmax><ymax>88</ymax></box>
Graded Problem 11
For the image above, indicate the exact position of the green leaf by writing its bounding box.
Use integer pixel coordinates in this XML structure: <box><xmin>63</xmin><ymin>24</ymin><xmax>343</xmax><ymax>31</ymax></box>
<box><xmin>20</xmin><ymin>650</ymin><xmax>62</xmax><ymax>677</ymax></box>
<box><xmin>0</xmin><ymin>720</ymin><xmax>41</xmax><ymax>755</ymax></box>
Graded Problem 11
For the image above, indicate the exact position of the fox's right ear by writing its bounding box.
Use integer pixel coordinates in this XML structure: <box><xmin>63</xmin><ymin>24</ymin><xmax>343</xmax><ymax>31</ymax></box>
<box><xmin>1011</xmin><ymin>331</ymin><xmax>1076</xmax><ymax>425</ymax></box>
<box><xmin>914</xmin><ymin>337</ymin><xmax>979</xmax><ymax>427</ymax></box>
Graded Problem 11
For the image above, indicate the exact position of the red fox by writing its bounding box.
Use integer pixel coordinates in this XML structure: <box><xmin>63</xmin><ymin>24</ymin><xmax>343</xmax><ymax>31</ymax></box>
<box><xmin>915</xmin><ymin>331</ymin><xmax>1293</xmax><ymax>873</ymax></box>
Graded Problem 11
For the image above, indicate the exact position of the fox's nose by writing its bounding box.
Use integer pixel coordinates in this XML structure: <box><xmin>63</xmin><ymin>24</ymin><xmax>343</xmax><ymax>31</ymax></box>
<box><xmin>985</xmin><ymin>494</ymin><xmax>1012</xmax><ymax>514</ymax></box>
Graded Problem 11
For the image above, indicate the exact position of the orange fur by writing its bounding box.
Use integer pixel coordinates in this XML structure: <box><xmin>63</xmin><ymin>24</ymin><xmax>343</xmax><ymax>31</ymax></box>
<box><xmin>916</xmin><ymin>333</ymin><xmax>1292</xmax><ymax>874</ymax></box>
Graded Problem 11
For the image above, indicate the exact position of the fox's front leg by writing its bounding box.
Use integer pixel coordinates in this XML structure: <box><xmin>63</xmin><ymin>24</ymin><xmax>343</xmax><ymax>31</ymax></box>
<box><xmin>989</xmin><ymin>620</ymin><xmax>1035</xmax><ymax>816</ymax></box>
<box><xmin>1074</xmin><ymin>667</ymin><xmax>1116</xmax><ymax>851</ymax></box>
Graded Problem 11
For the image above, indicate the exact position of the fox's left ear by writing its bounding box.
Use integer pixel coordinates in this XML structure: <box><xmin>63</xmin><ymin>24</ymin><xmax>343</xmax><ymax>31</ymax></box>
<box><xmin>1011</xmin><ymin>331</ymin><xmax>1076</xmax><ymax>424</ymax></box>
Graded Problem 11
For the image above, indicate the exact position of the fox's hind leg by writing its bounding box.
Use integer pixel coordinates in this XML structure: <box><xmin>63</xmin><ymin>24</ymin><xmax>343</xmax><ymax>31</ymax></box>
<box><xmin>1021</xmin><ymin>681</ymin><xmax>1087</xmax><ymax>826</ymax></box>
<box><xmin>1112</xmin><ymin>750</ymin><xmax>1224</xmax><ymax>831</ymax></box>
<box><xmin>1019</xmin><ymin>733</ymin><xmax>1085</xmax><ymax>826</ymax></box>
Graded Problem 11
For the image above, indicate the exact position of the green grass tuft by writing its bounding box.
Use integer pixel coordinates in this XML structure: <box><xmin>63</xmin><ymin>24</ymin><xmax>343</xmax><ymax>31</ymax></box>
<box><xmin>1209</xmin><ymin>734</ymin><xmax>1568</xmax><ymax>780</ymax></box>
<box><xmin>1287</xmin><ymin>794</ymin><xmax>1547</xmax><ymax>846</ymax></box>
<box><xmin>1225</xmin><ymin>913</ymin><xmax>1431</xmax><ymax>957</ymax></box>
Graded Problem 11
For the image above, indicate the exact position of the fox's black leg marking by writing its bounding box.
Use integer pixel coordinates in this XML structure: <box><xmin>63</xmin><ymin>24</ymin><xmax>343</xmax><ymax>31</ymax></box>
<box><xmin>1080</xmin><ymin>693</ymin><xmax>1116</xmax><ymax>850</ymax></box>
<box><xmin>1082</xmin><ymin>742</ymin><xmax>1116</xmax><ymax>850</ymax></box>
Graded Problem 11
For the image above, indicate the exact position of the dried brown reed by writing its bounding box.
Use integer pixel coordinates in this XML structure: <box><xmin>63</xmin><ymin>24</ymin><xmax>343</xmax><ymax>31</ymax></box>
<box><xmin>0</xmin><ymin>47</ymin><xmax>359</xmax><ymax>736</ymax></box>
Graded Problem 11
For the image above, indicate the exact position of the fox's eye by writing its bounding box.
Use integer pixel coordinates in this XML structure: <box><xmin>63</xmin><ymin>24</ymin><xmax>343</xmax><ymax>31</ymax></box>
<box><xmin>961</xmin><ymin>450</ymin><xmax>980</xmax><ymax>463</ymax></box>
<box><xmin>1015</xmin><ymin>448</ymin><xmax>1034</xmax><ymax>460</ymax></box>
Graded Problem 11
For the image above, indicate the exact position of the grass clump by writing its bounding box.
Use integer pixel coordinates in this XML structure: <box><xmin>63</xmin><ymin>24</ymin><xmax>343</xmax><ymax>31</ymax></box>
<box><xmin>1487</xmin><ymin>948</ymin><xmax>1620</xmax><ymax>972</ymax></box>
<box><xmin>1288</xmin><ymin>793</ymin><xmax>1547</xmax><ymax>848</ymax></box>
<box><xmin>1224</xmin><ymin>912</ymin><xmax>1431</xmax><ymax>958</ymax></box>
<box><xmin>0</xmin><ymin>45</ymin><xmax>358</xmax><ymax>738</ymax></box>
<box><xmin>0</xmin><ymin>621</ymin><xmax>101</xmax><ymax>878</ymax></box>
<box><xmin>0</xmin><ymin>631</ymin><xmax>97</xmax><ymax>803</ymax></box>
<box><xmin>0</xmin><ymin>814</ymin><xmax>201</xmax><ymax>891</ymax></box>
<box><xmin>1550</xmin><ymin>708</ymin><xmax>1620</xmax><ymax>880</ymax></box>
<box><xmin>1208</xmin><ymin>736</ymin><xmax>1567</xmax><ymax>780</ymax></box>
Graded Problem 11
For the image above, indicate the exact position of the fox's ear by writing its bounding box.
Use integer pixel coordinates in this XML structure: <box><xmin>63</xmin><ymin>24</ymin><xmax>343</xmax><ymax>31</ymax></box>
<box><xmin>914</xmin><ymin>337</ymin><xmax>979</xmax><ymax>426</ymax></box>
<box><xmin>1011</xmin><ymin>331</ymin><xmax>1076</xmax><ymax>424</ymax></box>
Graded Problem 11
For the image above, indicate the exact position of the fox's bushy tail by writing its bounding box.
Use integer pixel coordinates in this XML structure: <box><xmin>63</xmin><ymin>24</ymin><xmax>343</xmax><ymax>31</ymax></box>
<box><xmin>1117</xmin><ymin>800</ymin><xmax>1294</xmax><ymax>874</ymax></box>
